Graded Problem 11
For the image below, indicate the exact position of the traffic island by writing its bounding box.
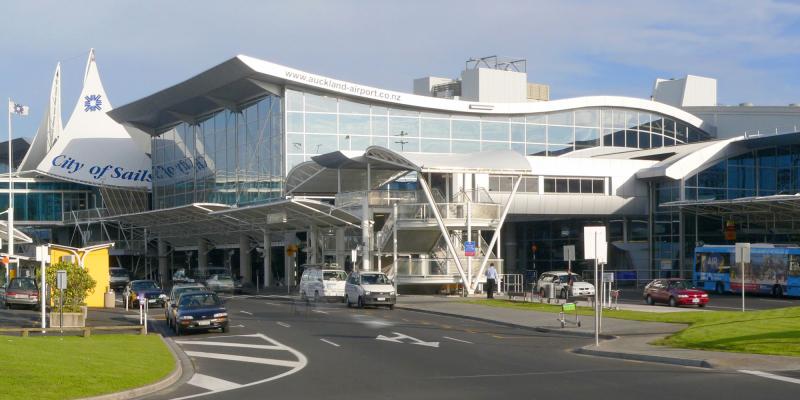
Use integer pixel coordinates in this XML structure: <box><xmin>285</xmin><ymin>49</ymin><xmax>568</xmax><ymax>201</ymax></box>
<box><xmin>0</xmin><ymin>334</ymin><xmax>175</xmax><ymax>400</ymax></box>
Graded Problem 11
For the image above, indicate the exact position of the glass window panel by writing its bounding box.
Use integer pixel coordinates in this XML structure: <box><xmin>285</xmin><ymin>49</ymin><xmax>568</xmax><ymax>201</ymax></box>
<box><xmin>625</xmin><ymin>111</ymin><xmax>638</xmax><ymax>129</ymax></box>
<box><xmin>421</xmin><ymin>118</ymin><xmax>450</xmax><ymax>139</ymax></box>
<box><xmin>638</xmin><ymin>113</ymin><xmax>652</xmax><ymax>131</ymax></box>
<box><xmin>306</xmin><ymin>113</ymin><xmax>337</xmax><ymax>133</ymax></box>
<box><xmin>639</xmin><ymin>131</ymin><xmax>651</xmax><ymax>148</ymax></box>
<box><xmin>580</xmin><ymin>179</ymin><xmax>592</xmax><ymax>193</ymax></box>
<box><xmin>452</xmin><ymin>140</ymin><xmax>480</xmax><ymax>153</ymax></box>
<box><xmin>523</xmin><ymin>177</ymin><xmax>538</xmax><ymax>193</ymax></box>
<box><xmin>651</xmin><ymin>133</ymin><xmax>663</xmax><ymax>147</ymax></box>
<box><xmin>482</xmin><ymin>141</ymin><xmax>509</xmax><ymax>151</ymax></box>
<box><xmin>510</xmin><ymin>124</ymin><xmax>524</xmax><ymax>142</ymax></box>
<box><xmin>526</xmin><ymin>124</ymin><xmax>546</xmax><ymax>143</ymax></box>
<box><xmin>526</xmin><ymin>143</ymin><xmax>547</xmax><ymax>156</ymax></box>
<box><xmin>574</xmin><ymin>109</ymin><xmax>600</xmax><ymax>127</ymax></box>
<box><xmin>349</xmin><ymin>135</ymin><xmax>370</xmax><ymax>151</ymax></box>
<box><xmin>498</xmin><ymin>177</ymin><xmax>513</xmax><ymax>191</ymax></box>
<box><xmin>371</xmin><ymin>116</ymin><xmax>387</xmax><ymax>136</ymax></box>
<box><xmin>340</xmin><ymin>114</ymin><xmax>370</xmax><ymax>135</ymax></box>
<box><xmin>612</xmin><ymin>110</ymin><xmax>626</xmax><ymax>129</ymax></box>
<box><xmin>306</xmin><ymin>134</ymin><xmax>338</xmax><ymax>154</ymax></box>
<box><xmin>288</xmin><ymin>155</ymin><xmax>305</xmax><ymax>171</ymax></box>
<box><xmin>663</xmin><ymin>119</ymin><xmax>676</xmax><ymax>135</ymax></box>
<box><xmin>675</xmin><ymin>123</ymin><xmax>688</xmax><ymax>143</ymax></box>
<box><xmin>544</xmin><ymin>178</ymin><xmax>555</xmax><ymax>192</ymax></box>
<box><xmin>592</xmin><ymin>179</ymin><xmax>604</xmax><ymax>194</ymax></box>
<box><xmin>526</xmin><ymin>114</ymin><xmax>546</xmax><ymax>124</ymax></box>
<box><xmin>601</xmin><ymin>109</ymin><xmax>613</xmax><ymax>129</ymax></box>
<box><xmin>286</xmin><ymin>90</ymin><xmax>303</xmax><ymax>111</ymax></box>
<box><xmin>389</xmin><ymin>117</ymin><xmax>419</xmax><ymax>137</ymax></box>
<box><xmin>371</xmin><ymin>136</ymin><xmax>388</xmax><ymax>147</ymax></box>
<box><xmin>568</xmin><ymin>179</ymin><xmax>580</xmax><ymax>193</ymax></box>
<box><xmin>574</xmin><ymin>127</ymin><xmax>599</xmax><ymax>145</ymax></box>
<box><xmin>287</xmin><ymin>134</ymin><xmax>304</xmax><ymax>154</ymax></box>
<box><xmin>548</xmin><ymin>143</ymin><xmax>573</xmax><ymax>156</ymax></box>
<box><xmin>339</xmin><ymin>99</ymin><xmax>371</xmax><ymax>114</ymax></box>
<box><xmin>482</xmin><ymin>121</ymin><xmax>508</xmax><ymax>141</ymax></box>
<box><xmin>548</xmin><ymin>111</ymin><xmax>573</xmax><ymax>126</ymax></box>
<box><xmin>452</xmin><ymin>120</ymin><xmax>480</xmax><ymax>140</ymax></box>
<box><xmin>304</xmin><ymin>93</ymin><xmax>337</xmax><ymax>113</ymax></box>
<box><xmin>511</xmin><ymin>142</ymin><xmax>525</xmax><ymax>155</ymax></box>
<box><xmin>389</xmin><ymin>108</ymin><xmax>419</xmax><ymax>117</ymax></box>
<box><xmin>489</xmin><ymin>176</ymin><xmax>499</xmax><ymax>191</ymax></box>
<box><xmin>286</xmin><ymin>112</ymin><xmax>303</xmax><ymax>132</ymax></box>
<box><xmin>548</xmin><ymin>126</ymin><xmax>573</xmax><ymax>144</ymax></box>
<box><xmin>421</xmin><ymin>139</ymin><xmax>450</xmax><ymax>153</ymax></box>
<box><xmin>555</xmin><ymin>179</ymin><xmax>568</xmax><ymax>193</ymax></box>
<box><xmin>626</xmin><ymin>130</ymin><xmax>638</xmax><ymax>148</ymax></box>
<box><xmin>390</xmin><ymin>137</ymin><xmax>419</xmax><ymax>152</ymax></box>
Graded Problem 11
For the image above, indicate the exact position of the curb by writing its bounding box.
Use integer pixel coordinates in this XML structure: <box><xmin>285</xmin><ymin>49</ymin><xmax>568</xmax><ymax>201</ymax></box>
<box><xmin>396</xmin><ymin>306</ymin><xmax>616</xmax><ymax>340</ymax></box>
<box><xmin>80</xmin><ymin>335</ymin><xmax>192</xmax><ymax>400</ymax></box>
<box><xmin>573</xmin><ymin>344</ymin><xmax>712</xmax><ymax>369</ymax></box>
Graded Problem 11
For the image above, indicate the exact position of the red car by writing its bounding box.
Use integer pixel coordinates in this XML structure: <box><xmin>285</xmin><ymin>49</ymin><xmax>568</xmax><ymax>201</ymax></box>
<box><xmin>643</xmin><ymin>279</ymin><xmax>709</xmax><ymax>307</ymax></box>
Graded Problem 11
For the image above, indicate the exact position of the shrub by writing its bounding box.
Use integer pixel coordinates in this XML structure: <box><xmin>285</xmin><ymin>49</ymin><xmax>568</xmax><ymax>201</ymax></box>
<box><xmin>38</xmin><ymin>262</ymin><xmax>97</xmax><ymax>312</ymax></box>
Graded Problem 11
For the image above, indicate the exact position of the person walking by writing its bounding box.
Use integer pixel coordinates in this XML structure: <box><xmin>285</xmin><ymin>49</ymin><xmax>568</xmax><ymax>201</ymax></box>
<box><xmin>485</xmin><ymin>263</ymin><xmax>498</xmax><ymax>299</ymax></box>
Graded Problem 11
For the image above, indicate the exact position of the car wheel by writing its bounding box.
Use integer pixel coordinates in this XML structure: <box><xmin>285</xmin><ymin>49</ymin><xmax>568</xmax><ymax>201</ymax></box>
<box><xmin>646</xmin><ymin>295</ymin><xmax>654</xmax><ymax>305</ymax></box>
<box><xmin>560</xmin><ymin>288</ymin><xmax>568</xmax><ymax>299</ymax></box>
<box><xmin>222</xmin><ymin>324</ymin><xmax>229</xmax><ymax>333</ymax></box>
<box><xmin>357</xmin><ymin>296</ymin><xmax>365</xmax><ymax>309</ymax></box>
<box><xmin>773</xmin><ymin>285</ymin><xmax>784</xmax><ymax>298</ymax></box>
<box><xmin>668</xmin><ymin>297</ymin><xmax>677</xmax><ymax>307</ymax></box>
<box><xmin>539</xmin><ymin>288</ymin><xmax>545</xmax><ymax>298</ymax></box>
<box><xmin>345</xmin><ymin>295</ymin><xmax>351</xmax><ymax>308</ymax></box>
<box><xmin>174</xmin><ymin>324</ymin><xmax>182</xmax><ymax>336</ymax></box>
<box><xmin>716</xmin><ymin>282</ymin><xmax>724</xmax><ymax>295</ymax></box>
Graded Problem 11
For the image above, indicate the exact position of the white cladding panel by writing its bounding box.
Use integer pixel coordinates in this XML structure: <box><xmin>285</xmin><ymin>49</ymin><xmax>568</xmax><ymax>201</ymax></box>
<box><xmin>686</xmin><ymin>106</ymin><xmax>800</xmax><ymax>139</ymax></box>
<box><xmin>460</xmin><ymin>68</ymin><xmax>527</xmax><ymax>103</ymax></box>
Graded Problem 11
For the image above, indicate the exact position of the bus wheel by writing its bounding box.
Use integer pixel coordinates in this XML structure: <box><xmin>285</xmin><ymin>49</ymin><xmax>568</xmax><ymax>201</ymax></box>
<box><xmin>773</xmin><ymin>285</ymin><xmax>784</xmax><ymax>298</ymax></box>
<box><xmin>715</xmin><ymin>282</ymin><xmax>724</xmax><ymax>295</ymax></box>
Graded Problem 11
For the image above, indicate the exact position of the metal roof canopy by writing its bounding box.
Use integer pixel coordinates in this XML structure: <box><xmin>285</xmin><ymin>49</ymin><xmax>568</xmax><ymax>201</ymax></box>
<box><xmin>286</xmin><ymin>146</ymin><xmax>534</xmax><ymax>195</ymax></box>
<box><xmin>0</xmin><ymin>221</ymin><xmax>34</xmax><ymax>244</ymax></box>
<box><xmin>113</xmin><ymin>199</ymin><xmax>360</xmax><ymax>247</ymax></box>
<box><xmin>662</xmin><ymin>194</ymin><xmax>800</xmax><ymax>224</ymax></box>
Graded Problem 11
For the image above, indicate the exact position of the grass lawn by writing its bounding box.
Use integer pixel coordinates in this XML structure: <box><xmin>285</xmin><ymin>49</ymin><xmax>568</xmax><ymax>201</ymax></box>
<box><xmin>0</xmin><ymin>334</ymin><xmax>174</xmax><ymax>400</ymax></box>
<box><xmin>465</xmin><ymin>299</ymin><xmax>800</xmax><ymax>357</ymax></box>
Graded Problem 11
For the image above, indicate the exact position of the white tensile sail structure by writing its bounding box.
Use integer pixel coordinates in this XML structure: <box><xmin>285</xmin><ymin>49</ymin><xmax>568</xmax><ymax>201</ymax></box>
<box><xmin>18</xmin><ymin>63</ymin><xmax>63</xmax><ymax>172</ymax></box>
<box><xmin>35</xmin><ymin>49</ymin><xmax>151</xmax><ymax>189</ymax></box>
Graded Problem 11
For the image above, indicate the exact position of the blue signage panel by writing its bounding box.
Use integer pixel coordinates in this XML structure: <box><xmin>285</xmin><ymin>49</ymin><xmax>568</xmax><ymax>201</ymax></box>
<box><xmin>464</xmin><ymin>241</ymin><xmax>476</xmax><ymax>256</ymax></box>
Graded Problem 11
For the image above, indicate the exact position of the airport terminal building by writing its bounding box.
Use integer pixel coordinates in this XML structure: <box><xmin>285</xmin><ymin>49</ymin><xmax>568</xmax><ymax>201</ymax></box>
<box><xmin>8</xmin><ymin>53</ymin><xmax>800</xmax><ymax>293</ymax></box>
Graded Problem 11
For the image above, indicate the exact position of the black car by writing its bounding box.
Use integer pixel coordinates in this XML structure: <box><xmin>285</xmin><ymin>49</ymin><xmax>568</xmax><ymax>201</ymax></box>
<box><xmin>172</xmin><ymin>291</ymin><xmax>229</xmax><ymax>335</ymax></box>
<box><xmin>165</xmin><ymin>283</ymin><xmax>208</xmax><ymax>328</ymax></box>
<box><xmin>125</xmin><ymin>280</ymin><xmax>166</xmax><ymax>308</ymax></box>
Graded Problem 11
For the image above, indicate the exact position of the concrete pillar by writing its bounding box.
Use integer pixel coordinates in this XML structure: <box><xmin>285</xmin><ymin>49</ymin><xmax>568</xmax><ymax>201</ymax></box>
<box><xmin>335</xmin><ymin>227</ymin><xmax>346</xmax><ymax>268</ymax></box>
<box><xmin>263</xmin><ymin>230</ymin><xmax>271</xmax><ymax>287</ymax></box>
<box><xmin>361</xmin><ymin>196</ymin><xmax>371</xmax><ymax>271</ymax></box>
<box><xmin>502</xmin><ymin>222</ymin><xmax>517</xmax><ymax>274</ymax></box>
<box><xmin>239</xmin><ymin>235</ymin><xmax>252</xmax><ymax>284</ymax></box>
<box><xmin>158</xmin><ymin>239</ymin><xmax>169</xmax><ymax>287</ymax></box>
<box><xmin>198</xmin><ymin>239</ymin><xmax>208</xmax><ymax>276</ymax></box>
<box><xmin>308</xmin><ymin>226</ymin><xmax>317</xmax><ymax>265</ymax></box>
<box><xmin>284</xmin><ymin>232</ymin><xmax>295</xmax><ymax>289</ymax></box>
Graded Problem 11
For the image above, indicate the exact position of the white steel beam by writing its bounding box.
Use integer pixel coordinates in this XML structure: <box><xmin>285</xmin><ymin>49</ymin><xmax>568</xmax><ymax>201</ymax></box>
<box><xmin>471</xmin><ymin>175</ymin><xmax>521</xmax><ymax>292</ymax></box>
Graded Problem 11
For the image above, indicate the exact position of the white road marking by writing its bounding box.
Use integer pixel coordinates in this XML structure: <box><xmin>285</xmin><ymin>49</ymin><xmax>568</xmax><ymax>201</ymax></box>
<box><xmin>376</xmin><ymin>332</ymin><xmax>439</xmax><ymax>348</ymax></box>
<box><xmin>277</xmin><ymin>321</ymin><xmax>291</xmax><ymax>328</ymax></box>
<box><xmin>263</xmin><ymin>302</ymin><xmax>280</xmax><ymax>306</ymax></box>
<box><xmin>184</xmin><ymin>351</ymin><xmax>303</xmax><ymax>368</ymax></box>
<box><xmin>240</xmin><ymin>310</ymin><xmax>253</xmax><ymax>315</ymax></box>
<box><xmin>443</xmin><ymin>336</ymin><xmax>473</xmax><ymax>344</ymax></box>
<box><xmin>739</xmin><ymin>370</ymin><xmax>800</xmax><ymax>385</ymax></box>
<box><xmin>320</xmin><ymin>338</ymin><xmax>340</xmax><ymax>347</ymax></box>
<box><xmin>175</xmin><ymin>340</ymin><xmax>284</xmax><ymax>351</ymax></box>
<box><xmin>187</xmin><ymin>373</ymin><xmax>242</xmax><ymax>391</ymax></box>
<box><xmin>312</xmin><ymin>309</ymin><xmax>328</xmax><ymax>314</ymax></box>
<box><xmin>231</xmin><ymin>324</ymin><xmax>245</xmax><ymax>328</ymax></box>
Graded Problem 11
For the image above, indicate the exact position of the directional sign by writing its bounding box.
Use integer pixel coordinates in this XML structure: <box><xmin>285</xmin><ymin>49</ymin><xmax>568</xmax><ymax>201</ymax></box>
<box><xmin>376</xmin><ymin>332</ymin><xmax>439</xmax><ymax>348</ymax></box>
<box><xmin>464</xmin><ymin>241</ymin><xmax>476</xmax><ymax>257</ymax></box>
<box><xmin>56</xmin><ymin>270</ymin><xmax>67</xmax><ymax>290</ymax></box>
<box><xmin>563</xmin><ymin>245</ymin><xmax>575</xmax><ymax>262</ymax></box>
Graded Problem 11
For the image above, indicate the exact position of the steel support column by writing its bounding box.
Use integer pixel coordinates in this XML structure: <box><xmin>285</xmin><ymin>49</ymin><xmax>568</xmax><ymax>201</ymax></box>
<box><xmin>471</xmin><ymin>176</ymin><xmax>521</xmax><ymax>292</ymax></box>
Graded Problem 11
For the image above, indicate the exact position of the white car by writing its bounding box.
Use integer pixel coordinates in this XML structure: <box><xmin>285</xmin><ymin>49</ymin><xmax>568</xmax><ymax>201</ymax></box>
<box><xmin>344</xmin><ymin>271</ymin><xmax>396</xmax><ymax>309</ymax></box>
<box><xmin>205</xmin><ymin>273</ymin><xmax>235</xmax><ymax>293</ymax></box>
<box><xmin>537</xmin><ymin>271</ymin><xmax>595</xmax><ymax>299</ymax></box>
<box><xmin>299</xmin><ymin>267</ymin><xmax>347</xmax><ymax>302</ymax></box>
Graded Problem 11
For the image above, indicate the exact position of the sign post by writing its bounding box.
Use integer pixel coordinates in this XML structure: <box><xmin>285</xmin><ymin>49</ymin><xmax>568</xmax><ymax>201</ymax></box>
<box><xmin>735</xmin><ymin>242</ymin><xmax>750</xmax><ymax>312</ymax></box>
<box><xmin>56</xmin><ymin>270</ymin><xmax>67</xmax><ymax>332</ymax></box>
<box><xmin>36</xmin><ymin>246</ymin><xmax>49</xmax><ymax>331</ymax></box>
<box><xmin>584</xmin><ymin>226</ymin><xmax>607</xmax><ymax>346</ymax></box>
<box><xmin>563</xmin><ymin>245</ymin><xmax>575</xmax><ymax>300</ymax></box>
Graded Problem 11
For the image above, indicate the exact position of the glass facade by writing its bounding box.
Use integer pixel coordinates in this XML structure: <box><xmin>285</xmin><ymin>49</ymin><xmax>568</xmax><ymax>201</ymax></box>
<box><xmin>151</xmin><ymin>95</ymin><xmax>283</xmax><ymax>209</ymax></box>
<box><xmin>285</xmin><ymin>88</ymin><xmax>712</xmax><ymax>171</ymax></box>
<box><xmin>0</xmin><ymin>180</ymin><xmax>95</xmax><ymax>222</ymax></box>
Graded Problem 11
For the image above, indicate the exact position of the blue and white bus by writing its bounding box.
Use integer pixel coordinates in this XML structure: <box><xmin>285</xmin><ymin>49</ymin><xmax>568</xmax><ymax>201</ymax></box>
<box><xmin>694</xmin><ymin>244</ymin><xmax>800</xmax><ymax>297</ymax></box>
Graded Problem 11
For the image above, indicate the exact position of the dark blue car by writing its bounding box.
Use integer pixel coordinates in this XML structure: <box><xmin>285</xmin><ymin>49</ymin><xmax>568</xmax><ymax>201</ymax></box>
<box><xmin>172</xmin><ymin>291</ymin><xmax>229</xmax><ymax>335</ymax></box>
<box><xmin>126</xmin><ymin>280</ymin><xmax>166</xmax><ymax>308</ymax></box>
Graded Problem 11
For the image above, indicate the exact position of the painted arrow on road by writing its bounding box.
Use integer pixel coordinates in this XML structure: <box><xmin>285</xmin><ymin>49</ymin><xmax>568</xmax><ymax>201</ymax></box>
<box><xmin>376</xmin><ymin>332</ymin><xmax>439</xmax><ymax>348</ymax></box>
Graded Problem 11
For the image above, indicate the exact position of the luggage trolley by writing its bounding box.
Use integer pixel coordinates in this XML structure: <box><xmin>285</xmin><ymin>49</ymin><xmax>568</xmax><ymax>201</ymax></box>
<box><xmin>558</xmin><ymin>302</ymin><xmax>580</xmax><ymax>328</ymax></box>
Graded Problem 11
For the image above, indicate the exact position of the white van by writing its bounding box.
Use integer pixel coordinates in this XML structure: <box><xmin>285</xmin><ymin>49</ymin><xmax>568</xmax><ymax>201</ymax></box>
<box><xmin>344</xmin><ymin>271</ymin><xmax>396</xmax><ymax>309</ymax></box>
<box><xmin>299</xmin><ymin>266</ymin><xmax>347</xmax><ymax>302</ymax></box>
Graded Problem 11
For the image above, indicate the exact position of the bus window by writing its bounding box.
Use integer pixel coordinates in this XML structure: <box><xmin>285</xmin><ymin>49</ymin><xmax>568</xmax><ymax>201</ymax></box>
<box><xmin>790</xmin><ymin>255</ymin><xmax>800</xmax><ymax>277</ymax></box>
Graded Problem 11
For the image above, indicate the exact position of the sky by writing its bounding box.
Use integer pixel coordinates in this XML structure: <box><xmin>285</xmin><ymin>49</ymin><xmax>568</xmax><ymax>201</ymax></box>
<box><xmin>1</xmin><ymin>0</ymin><xmax>798</xmax><ymax>139</ymax></box>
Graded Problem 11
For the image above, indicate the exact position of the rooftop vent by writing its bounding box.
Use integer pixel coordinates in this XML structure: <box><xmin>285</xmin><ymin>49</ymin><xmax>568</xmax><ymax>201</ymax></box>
<box><xmin>739</xmin><ymin>102</ymin><xmax>754</xmax><ymax>107</ymax></box>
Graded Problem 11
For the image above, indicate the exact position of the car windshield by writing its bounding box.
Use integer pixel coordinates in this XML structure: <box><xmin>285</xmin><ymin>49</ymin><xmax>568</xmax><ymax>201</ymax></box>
<box><xmin>132</xmin><ymin>281</ymin><xmax>159</xmax><ymax>291</ymax></box>
<box><xmin>361</xmin><ymin>274</ymin><xmax>391</xmax><ymax>285</ymax></box>
<box><xmin>324</xmin><ymin>271</ymin><xmax>347</xmax><ymax>281</ymax></box>
<box><xmin>669</xmin><ymin>280</ymin><xmax>693</xmax><ymax>290</ymax></box>
<box><xmin>179</xmin><ymin>293</ymin><xmax>221</xmax><ymax>308</ymax></box>
<box><xmin>110</xmin><ymin>269</ymin><xmax>128</xmax><ymax>277</ymax></box>
<box><xmin>9</xmin><ymin>279</ymin><xmax>36</xmax><ymax>290</ymax></box>
<box><xmin>558</xmin><ymin>274</ymin><xmax>582</xmax><ymax>283</ymax></box>
<box><xmin>215</xmin><ymin>274</ymin><xmax>233</xmax><ymax>281</ymax></box>
<box><xmin>174</xmin><ymin>286</ymin><xmax>205</xmax><ymax>298</ymax></box>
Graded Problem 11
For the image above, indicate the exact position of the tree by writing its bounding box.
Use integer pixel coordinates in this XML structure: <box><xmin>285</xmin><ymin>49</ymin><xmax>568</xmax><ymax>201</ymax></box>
<box><xmin>38</xmin><ymin>262</ymin><xmax>97</xmax><ymax>312</ymax></box>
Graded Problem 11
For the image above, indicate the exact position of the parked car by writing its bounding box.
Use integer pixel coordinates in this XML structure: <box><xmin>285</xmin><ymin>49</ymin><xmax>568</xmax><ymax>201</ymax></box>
<box><xmin>344</xmin><ymin>271</ymin><xmax>396</xmax><ymax>309</ymax></box>
<box><xmin>109</xmin><ymin>268</ymin><xmax>130</xmax><ymax>291</ymax></box>
<box><xmin>165</xmin><ymin>283</ymin><xmax>208</xmax><ymax>328</ymax></box>
<box><xmin>1</xmin><ymin>277</ymin><xmax>40</xmax><ymax>310</ymax></box>
<box><xmin>205</xmin><ymin>273</ymin><xmax>235</xmax><ymax>293</ymax></box>
<box><xmin>536</xmin><ymin>271</ymin><xmax>595</xmax><ymax>299</ymax></box>
<box><xmin>299</xmin><ymin>266</ymin><xmax>347</xmax><ymax>302</ymax></box>
<box><xmin>643</xmin><ymin>279</ymin><xmax>709</xmax><ymax>307</ymax></box>
<box><xmin>125</xmin><ymin>280</ymin><xmax>167</xmax><ymax>308</ymax></box>
<box><xmin>172</xmin><ymin>268</ymin><xmax>195</xmax><ymax>285</ymax></box>
<box><xmin>172</xmin><ymin>291</ymin><xmax>229</xmax><ymax>335</ymax></box>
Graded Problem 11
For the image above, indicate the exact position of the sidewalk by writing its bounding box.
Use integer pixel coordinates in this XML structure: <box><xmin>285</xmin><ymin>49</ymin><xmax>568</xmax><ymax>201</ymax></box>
<box><xmin>397</xmin><ymin>295</ymin><xmax>800</xmax><ymax>372</ymax></box>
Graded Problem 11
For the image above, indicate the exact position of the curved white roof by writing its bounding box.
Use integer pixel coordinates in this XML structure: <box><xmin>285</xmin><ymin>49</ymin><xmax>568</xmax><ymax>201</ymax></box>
<box><xmin>111</xmin><ymin>55</ymin><xmax>705</xmax><ymax>132</ymax></box>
